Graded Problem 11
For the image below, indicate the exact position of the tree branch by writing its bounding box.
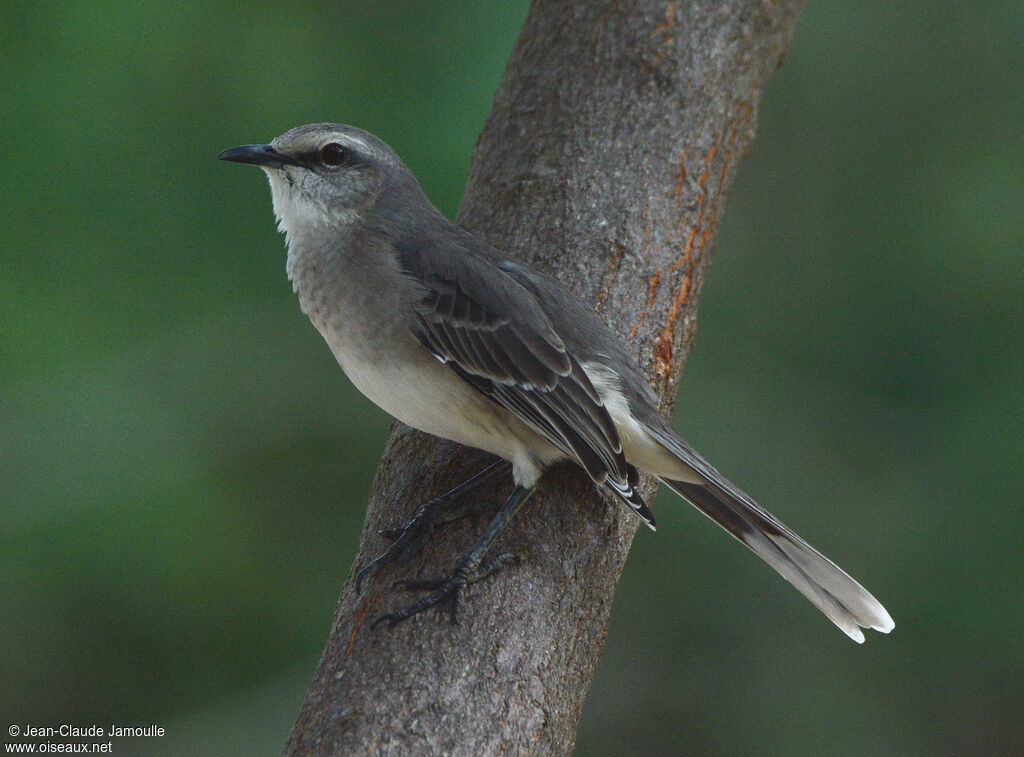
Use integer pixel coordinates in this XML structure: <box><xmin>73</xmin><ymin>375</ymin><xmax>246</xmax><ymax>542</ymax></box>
<box><xmin>284</xmin><ymin>1</ymin><xmax>805</xmax><ymax>754</ymax></box>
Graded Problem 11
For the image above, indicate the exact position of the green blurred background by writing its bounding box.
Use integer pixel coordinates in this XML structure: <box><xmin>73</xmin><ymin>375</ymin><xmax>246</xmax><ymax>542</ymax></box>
<box><xmin>2</xmin><ymin>1</ymin><xmax>1021</xmax><ymax>755</ymax></box>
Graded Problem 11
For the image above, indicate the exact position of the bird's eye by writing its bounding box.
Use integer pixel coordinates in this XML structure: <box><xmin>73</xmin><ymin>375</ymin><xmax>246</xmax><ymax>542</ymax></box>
<box><xmin>320</xmin><ymin>142</ymin><xmax>350</xmax><ymax>167</ymax></box>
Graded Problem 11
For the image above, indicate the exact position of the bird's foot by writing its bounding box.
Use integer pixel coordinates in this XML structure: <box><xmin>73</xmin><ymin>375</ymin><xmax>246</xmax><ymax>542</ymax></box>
<box><xmin>355</xmin><ymin>497</ymin><xmax>444</xmax><ymax>594</ymax></box>
<box><xmin>372</xmin><ymin>552</ymin><xmax>518</xmax><ymax>629</ymax></box>
<box><xmin>355</xmin><ymin>461</ymin><xmax>510</xmax><ymax>594</ymax></box>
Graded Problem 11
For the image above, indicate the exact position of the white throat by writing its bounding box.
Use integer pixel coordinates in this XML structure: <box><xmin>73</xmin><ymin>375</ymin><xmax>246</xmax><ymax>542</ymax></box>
<box><xmin>265</xmin><ymin>169</ymin><xmax>325</xmax><ymax>245</ymax></box>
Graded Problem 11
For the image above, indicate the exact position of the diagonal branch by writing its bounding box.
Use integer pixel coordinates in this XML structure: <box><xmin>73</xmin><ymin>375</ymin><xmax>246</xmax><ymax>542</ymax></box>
<box><xmin>284</xmin><ymin>1</ymin><xmax>805</xmax><ymax>754</ymax></box>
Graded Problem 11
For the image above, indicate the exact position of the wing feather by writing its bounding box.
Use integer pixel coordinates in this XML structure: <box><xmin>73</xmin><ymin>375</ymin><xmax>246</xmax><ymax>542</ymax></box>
<box><xmin>400</xmin><ymin>247</ymin><xmax>654</xmax><ymax>527</ymax></box>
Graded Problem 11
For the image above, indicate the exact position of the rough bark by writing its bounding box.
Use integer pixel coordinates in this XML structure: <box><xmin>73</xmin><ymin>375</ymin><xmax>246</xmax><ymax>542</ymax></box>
<box><xmin>284</xmin><ymin>1</ymin><xmax>804</xmax><ymax>754</ymax></box>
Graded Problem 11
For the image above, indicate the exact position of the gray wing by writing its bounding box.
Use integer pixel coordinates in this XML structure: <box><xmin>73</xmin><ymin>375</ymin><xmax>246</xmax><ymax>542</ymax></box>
<box><xmin>397</xmin><ymin>239</ymin><xmax>654</xmax><ymax>527</ymax></box>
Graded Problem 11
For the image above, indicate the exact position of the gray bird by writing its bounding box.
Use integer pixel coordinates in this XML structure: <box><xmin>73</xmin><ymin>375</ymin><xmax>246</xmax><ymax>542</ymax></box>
<box><xmin>219</xmin><ymin>123</ymin><xmax>894</xmax><ymax>642</ymax></box>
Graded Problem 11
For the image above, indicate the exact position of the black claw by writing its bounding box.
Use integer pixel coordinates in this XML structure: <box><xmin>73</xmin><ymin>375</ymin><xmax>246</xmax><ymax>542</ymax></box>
<box><xmin>355</xmin><ymin>508</ymin><xmax>440</xmax><ymax>595</ymax></box>
<box><xmin>371</xmin><ymin>578</ymin><xmax>463</xmax><ymax>630</ymax></box>
<box><xmin>362</xmin><ymin>474</ymin><xmax>532</xmax><ymax>632</ymax></box>
<box><xmin>371</xmin><ymin>550</ymin><xmax>522</xmax><ymax>630</ymax></box>
<box><xmin>354</xmin><ymin>461</ymin><xmax>512</xmax><ymax>596</ymax></box>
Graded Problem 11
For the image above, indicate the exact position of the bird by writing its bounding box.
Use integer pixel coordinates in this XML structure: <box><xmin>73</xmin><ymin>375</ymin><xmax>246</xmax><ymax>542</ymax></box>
<box><xmin>219</xmin><ymin>123</ymin><xmax>894</xmax><ymax>642</ymax></box>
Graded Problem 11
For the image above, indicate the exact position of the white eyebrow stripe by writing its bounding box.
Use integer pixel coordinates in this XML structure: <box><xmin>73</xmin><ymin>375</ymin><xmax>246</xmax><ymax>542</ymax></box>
<box><xmin>333</xmin><ymin>134</ymin><xmax>394</xmax><ymax>166</ymax></box>
<box><xmin>341</xmin><ymin>134</ymin><xmax>373</xmax><ymax>153</ymax></box>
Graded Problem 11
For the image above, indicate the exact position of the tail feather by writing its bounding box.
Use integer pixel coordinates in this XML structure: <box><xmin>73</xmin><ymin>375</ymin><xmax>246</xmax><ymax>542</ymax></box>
<box><xmin>660</xmin><ymin>477</ymin><xmax>894</xmax><ymax>643</ymax></box>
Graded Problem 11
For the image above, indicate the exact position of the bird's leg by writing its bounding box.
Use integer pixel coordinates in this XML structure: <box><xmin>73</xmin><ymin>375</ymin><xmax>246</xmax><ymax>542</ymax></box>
<box><xmin>373</xmin><ymin>484</ymin><xmax>535</xmax><ymax>628</ymax></box>
<box><xmin>378</xmin><ymin>459</ymin><xmax>512</xmax><ymax>537</ymax></box>
<box><xmin>355</xmin><ymin>459</ymin><xmax>511</xmax><ymax>593</ymax></box>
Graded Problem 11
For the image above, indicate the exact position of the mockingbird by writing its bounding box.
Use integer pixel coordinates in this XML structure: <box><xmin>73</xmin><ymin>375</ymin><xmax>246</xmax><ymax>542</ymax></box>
<box><xmin>219</xmin><ymin>123</ymin><xmax>894</xmax><ymax>642</ymax></box>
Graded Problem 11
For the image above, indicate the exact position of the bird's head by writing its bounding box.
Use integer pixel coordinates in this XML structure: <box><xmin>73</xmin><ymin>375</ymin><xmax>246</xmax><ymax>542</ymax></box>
<box><xmin>219</xmin><ymin>123</ymin><xmax>412</xmax><ymax>240</ymax></box>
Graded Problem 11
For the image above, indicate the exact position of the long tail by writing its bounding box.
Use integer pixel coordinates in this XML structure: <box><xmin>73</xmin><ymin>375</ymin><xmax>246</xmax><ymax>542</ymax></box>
<box><xmin>660</xmin><ymin>476</ymin><xmax>894</xmax><ymax>643</ymax></box>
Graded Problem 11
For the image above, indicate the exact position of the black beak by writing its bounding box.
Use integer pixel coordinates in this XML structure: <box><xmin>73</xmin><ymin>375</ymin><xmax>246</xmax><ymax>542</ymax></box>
<box><xmin>218</xmin><ymin>143</ymin><xmax>302</xmax><ymax>169</ymax></box>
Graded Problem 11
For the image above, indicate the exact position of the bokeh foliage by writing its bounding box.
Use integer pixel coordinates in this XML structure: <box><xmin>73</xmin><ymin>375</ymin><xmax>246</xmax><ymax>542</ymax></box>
<box><xmin>2</xmin><ymin>2</ymin><xmax>1021</xmax><ymax>755</ymax></box>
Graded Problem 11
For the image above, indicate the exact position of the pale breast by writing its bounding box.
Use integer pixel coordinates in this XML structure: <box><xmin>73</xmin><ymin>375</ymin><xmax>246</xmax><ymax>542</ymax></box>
<box><xmin>317</xmin><ymin>317</ymin><xmax>563</xmax><ymax>485</ymax></box>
